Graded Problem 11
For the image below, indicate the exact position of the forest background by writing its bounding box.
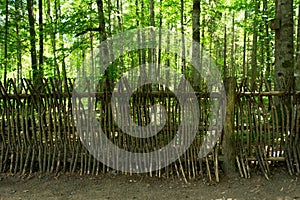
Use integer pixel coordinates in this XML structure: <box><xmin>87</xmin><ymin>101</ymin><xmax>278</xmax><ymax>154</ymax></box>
<box><xmin>0</xmin><ymin>0</ymin><xmax>299</xmax><ymax>92</ymax></box>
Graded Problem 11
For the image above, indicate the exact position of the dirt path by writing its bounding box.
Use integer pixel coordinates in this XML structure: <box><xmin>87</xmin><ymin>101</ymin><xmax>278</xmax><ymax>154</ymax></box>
<box><xmin>0</xmin><ymin>167</ymin><xmax>299</xmax><ymax>200</ymax></box>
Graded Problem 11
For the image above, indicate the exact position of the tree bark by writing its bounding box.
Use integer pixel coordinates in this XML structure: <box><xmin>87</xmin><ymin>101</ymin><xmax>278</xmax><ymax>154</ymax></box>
<box><xmin>38</xmin><ymin>0</ymin><xmax>44</xmax><ymax>76</ymax></box>
<box><xmin>192</xmin><ymin>0</ymin><xmax>201</xmax><ymax>90</ymax></box>
<box><xmin>46</xmin><ymin>0</ymin><xmax>59</xmax><ymax>77</ymax></box>
<box><xmin>274</xmin><ymin>0</ymin><xmax>294</xmax><ymax>92</ymax></box>
<box><xmin>231</xmin><ymin>13</ymin><xmax>235</xmax><ymax>77</ymax></box>
<box><xmin>223</xmin><ymin>23</ymin><xmax>227</xmax><ymax>80</ymax></box>
<box><xmin>251</xmin><ymin>0</ymin><xmax>259</xmax><ymax>87</ymax></box>
<box><xmin>15</xmin><ymin>0</ymin><xmax>23</xmax><ymax>86</ymax></box>
<box><xmin>242</xmin><ymin>11</ymin><xmax>247</xmax><ymax>80</ymax></box>
<box><xmin>27</xmin><ymin>0</ymin><xmax>39</xmax><ymax>85</ymax></box>
<box><xmin>274</xmin><ymin>0</ymin><xmax>294</xmax><ymax>128</ymax></box>
<box><xmin>263</xmin><ymin>0</ymin><xmax>271</xmax><ymax>81</ymax></box>
<box><xmin>150</xmin><ymin>0</ymin><xmax>155</xmax><ymax>27</ymax></box>
<box><xmin>4</xmin><ymin>0</ymin><xmax>9</xmax><ymax>84</ymax></box>
<box><xmin>223</xmin><ymin>77</ymin><xmax>237</xmax><ymax>176</ymax></box>
<box><xmin>181</xmin><ymin>0</ymin><xmax>185</xmax><ymax>73</ymax></box>
<box><xmin>97</xmin><ymin>0</ymin><xmax>107</xmax><ymax>42</ymax></box>
<box><xmin>295</xmin><ymin>1</ymin><xmax>300</xmax><ymax>90</ymax></box>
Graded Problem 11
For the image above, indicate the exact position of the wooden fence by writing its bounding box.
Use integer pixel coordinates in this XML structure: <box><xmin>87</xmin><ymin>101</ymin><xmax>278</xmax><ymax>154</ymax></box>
<box><xmin>0</xmin><ymin>78</ymin><xmax>299</xmax><ymax>182</ymax></box>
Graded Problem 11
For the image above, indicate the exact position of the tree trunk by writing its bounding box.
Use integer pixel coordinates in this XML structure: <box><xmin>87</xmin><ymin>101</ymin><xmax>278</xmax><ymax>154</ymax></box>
<box><xmin>274</xmin><ymin>0</ymin><xmax>294</xmax><ymax>129</ymax></box>
<box><xmin>97</xmin><ymin>0</ymin><xmax>107</xmax><ymax>42</ymax></box>
<box><xmin>242</xmin><ymin>11</ymin><xmax>247</xmax><ymax>80</ymax></box>
<box><xmin>89</xmin><ymin>2</ymin><xmax>95</xmax><ymax>84</ymax></box>
<box><xmin>136</xmin><ymin>0</ymin><xmax>141</xmax><ymax>66</ymax></box>
<box><xmin>180</xmin><ymin>0</ymin><xmax>186</xmax><ymax>73</ymax></box>
<box><xmin>15</xmin><ymin>0</ymin><xmax>23</xmax><ymax>86</ymax></box>
<box><xmin>57</xmin><ymin>0</ymin><xmax>68</xmax><ymax>90</ymax></box>
<box><xmin>251</xmin><ymin>0</ymin><xmax>259</xmax><ymax>87</ymax></box>
<box><xmin>96</xmin><ymin>0</ymin><xmax>113</xmax><ymax>138</ymax></box>
<box><xmin>230</xmin><ymin>13</ymin><xmax>235</xmax><ymax>77</ymax></box>
<box><xmin>223</xmin><ymin>23</ymin><xmax>227</xmax><ymax>79</ymax></box>
<box><xmin>192</xmin><ymin>0</ymin><xmax>201</xmax><ymax>90</ymax></box>
<box><xmin>15</xmin><ymin>1</ymin><xmax>22</xmax><ymax>85</ymax></box>
<box><xmin>96</xmin><ymin>0</ymin><xmax>110</xmax><ymax>89</ymax></box>
<box><xmin>47</xmin><ymin>0</ymin><xmax>59</xmax><ymax>77</ymax></box>
<box><xmin>150</xmin><ymin>0</ymin><xmax>155</xmax><ymax>27</ymax></box>
<box><xmin>38</xmin><ymin>0</ymin><xmax>44</xmax><ymax>76</ymax></box>
<box><xmin>117</xmin><ymin>0</ymin><xmax>123</xmax><ymax>31</ymax></box>
<box><xmin>4</xmin><ymin>0</ymin><xmax>9</xmax><ymax>84</ymax></box>
<box><xmin>274</xmin><ymin>0</ymin><xmax>294</xmax><ymax>92</ymax></box>
<box><xmin>107</xmin><ymin>0</ymin><xmax>112</xmax><ymax>38</ymax></box>
<box><xmin>263</xmin><ymin>0</ymin><xmax>271</xmax><ymax>82</ymax></box>
<box><xmin>27</xmin><ymin>0</ymin><xmax>39</xmax><ymax>85</ymax></box>
<box><xmin>141</xmin><ymin>0</ymin><xmax>146</xmax><ymax>65</ymax></box>
<box><xmin>295</xmin><ymin>1</ymin><xmax>300</xmax><ymax>91</ymax></box>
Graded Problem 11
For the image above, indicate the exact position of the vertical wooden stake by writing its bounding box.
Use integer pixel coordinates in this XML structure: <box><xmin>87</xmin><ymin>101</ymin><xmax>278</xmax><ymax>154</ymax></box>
<box><xmin>223</xmin><ymin>77</ymin><xmax>236</xmax><ymax>176</ymax></box>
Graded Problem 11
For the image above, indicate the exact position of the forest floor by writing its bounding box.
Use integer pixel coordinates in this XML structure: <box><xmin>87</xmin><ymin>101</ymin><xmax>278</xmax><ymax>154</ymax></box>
<box><xmin>0</xmin><ymin>166</ymin><xmax>299</xmax><ymax>200</ymax></box>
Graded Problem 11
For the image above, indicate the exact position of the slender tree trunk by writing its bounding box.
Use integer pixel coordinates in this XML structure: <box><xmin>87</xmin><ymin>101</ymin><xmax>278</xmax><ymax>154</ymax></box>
<box><xmin>27</xmin><ymin>0</ymin><xmax>39</xmax><ymax>83</ymax></box>
<box><xmin>117</xmin><ymin>0</ymin><xmax>124</xmax><ymax>72</ymax></box>
<box><xmin>4</xmin><ymin>0</ymin><xmax>9</xmax><ymax>84</ymax></box>
<box><xmin>295</xmin><ymin>1</ymin><xmax>300</xmax><ymax>91</ymax></box>
<box><xmin>107</xmin><ymin>0</ymin><xmax>112</xmax><ymax>38</ymax></box>
<box><xmin>38</xmin><ymin>0</ymin><xmax>44</xmax><ymax>77</ymax></box>
<box><xmin>223</xmin><ymin>23</ymin><xmax>227</xmax><ymax>80</ymax></box>
<box><xmin>96</xmin><ymin>0</ymin><xmax>112</xmax><ymax>136</ymax></box>
<box><xmin>242</xmin><ymin>11</ymin><xmax>247</xmax><ymax>80</ymax></box>
<box><xmin>107</xmin><ymin>0</ymin><xmax>114</xmax><ymax>63</ymax></box>
<box><xmin>165</xmin><ymin>24</ymin><xmax>171</xmax><ymax>68</ymax></box>
<box><xmin>263</xmin><ymin>0</ymin><xmax>271</xmax><ymax>82</ymax></box>
<box><xmin>180</xmin><ymin>0</ymin><xmax>186</xmax><ymax>73</ymax></box>
<box><xmin>89</xmin><ymin>2</ymin><xmax>94</xmax><ymax>83</ymax></box>
<box><xmin>96</xmin><ymin>0</ymin><xmax>110</xmax><ymax>89</ymax></box>
<box><xmin>97</xmin><ymin>0</ymin><xmax>107</xmax><ymax>42</ymax></box>
<box><xmin>192</xmin><ymin>0</ymin><xmax>200</xmax><ymax>90</ymax></box>
<box><xmin>117</xmin><ymin>0</ymin><xmax>123</xmax><ymax>31</ymax></box>
<box><xmin>150</xmin><ymin>0</ymin><xmax>155</xmax><ymax>27</ymax></box>
<box><xmin>200</xmin><ymin>10</ymin><xmax>205</xmax><ymax>80</ymax></box>
<box><xmin>148</xmin><ymin>0</ymin><xmax>155</xmax><ymax>77</ymax></box>
<box><xmin>141</xmin><ymin>0</ymin><xmax>146</xmax><ymax>65</ymax></box>
<box><xmin>251</xmin><ymin>0</ymin><xmax>259</xmax><ymax>87</ymax></box>
<box><xmin>193</xmin><ymin>0</ymin><xmax>201</xmax><ymax>44</ymax></box>
<box><xmin>81</xmin><ymin>49</ymin><xmax>86</xmax><ymax>78</ymax></box>
<box><xmin>15</xmin><ymin>0</ymin><xmax>23</xmax><ymax>86</ymax></box>
<box><xmin>259</xmin><ymin>20</ymin><xmax>265</xmax><ymax>78</ymax></box>
<box><xmin>158</xmin><ymin>0</ymin><xmax>162</xmax><ymax>68</ymax></box>
<box><xmin>57</xmin><ymin>0</ymin><xmax>67</xmax><ymax>89</ymax></box>
<box><xmin>47</xmin><ymin>0</ymin><xmax>59</xmax><ymax>77</ymax></box>
<box><xmin>230</xmin><ymin>13</ymin><xmax>235</xmax><ymax>77</ymax></box>
<box><xmin>136</xmin><ymin>0</ymin><xmax>141</xmax><ymax>66</ymax></box>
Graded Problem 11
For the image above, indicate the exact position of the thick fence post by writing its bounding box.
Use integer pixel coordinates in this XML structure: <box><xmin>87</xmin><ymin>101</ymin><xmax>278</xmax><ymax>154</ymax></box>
<box><xmin>223</xmin><ymin>77</ymin><xmax>236</xmax><ymax>175</ymax></box>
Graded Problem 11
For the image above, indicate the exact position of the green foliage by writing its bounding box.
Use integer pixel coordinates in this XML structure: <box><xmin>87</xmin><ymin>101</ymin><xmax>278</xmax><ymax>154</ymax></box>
<box><xmin>0</xmin><ymin>0</ymin><xmax>295</xmax><ymax>86</ymax></box>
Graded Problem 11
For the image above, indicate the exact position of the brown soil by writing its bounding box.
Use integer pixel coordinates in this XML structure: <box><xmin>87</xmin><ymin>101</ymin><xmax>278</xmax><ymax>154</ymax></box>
<box><xmin>0</xmin><ymin>167</ymin><xmax>299</xmax><ymax>200</ymax></box>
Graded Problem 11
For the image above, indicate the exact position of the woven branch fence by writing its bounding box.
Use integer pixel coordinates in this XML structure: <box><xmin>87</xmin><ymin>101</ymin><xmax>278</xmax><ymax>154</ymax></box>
<box><xmin>0</xmin><ymin>78</ymin><xmax>299</xmax><ymax>182</ymax></box>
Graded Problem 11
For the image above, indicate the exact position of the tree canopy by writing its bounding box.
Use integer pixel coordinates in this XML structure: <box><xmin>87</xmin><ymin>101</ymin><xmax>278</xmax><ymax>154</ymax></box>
<box><xmin>0</xmin><ymin>0</ymin><xmax>298</xmax><ymax>90</ymax></box>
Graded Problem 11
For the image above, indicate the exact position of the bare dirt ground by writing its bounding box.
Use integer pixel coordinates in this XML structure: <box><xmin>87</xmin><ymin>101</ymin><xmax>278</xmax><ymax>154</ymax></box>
<box><xmin>0</xmin><ymin>167</ymin><xmax>299</xmax><ymax>200</ymax></box>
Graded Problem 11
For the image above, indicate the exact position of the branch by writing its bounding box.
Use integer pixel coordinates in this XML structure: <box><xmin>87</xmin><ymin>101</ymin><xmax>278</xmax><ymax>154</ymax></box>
<box><xmin>75</xmin><ymin>27</ymin><xmax>101</xmax><ymax>37</ymax></box>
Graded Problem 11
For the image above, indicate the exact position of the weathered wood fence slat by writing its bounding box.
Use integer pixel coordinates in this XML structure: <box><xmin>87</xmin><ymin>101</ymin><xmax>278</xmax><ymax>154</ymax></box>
<box><xmin>0</xmin><ymin>78</ymin><xmax>299</xmax><ymax>182</ymax></box>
